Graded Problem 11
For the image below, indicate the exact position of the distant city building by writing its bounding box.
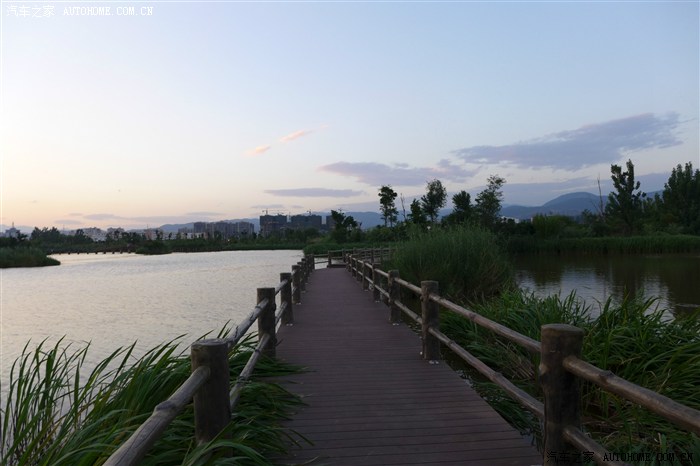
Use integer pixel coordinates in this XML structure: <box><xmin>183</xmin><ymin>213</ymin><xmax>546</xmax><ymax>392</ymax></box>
<box><xmin>289</xmin><ymin>214</ymin><xmax>322</xmax><ymax>231</ymax></box>
<box><xmin>185</xmin><ymin>221</ymin><xmax>255</xmax><ymax>240</ymax></box>
<box><xmin>259</xmin><ymin>214</ymin><xmax>288</xmax><ymax>237</ymax></box>
<box><xmin>143</xmin><ymin>228</ymin><xmax>163</xmax><ymax>241</ymax></box>
<box><xmin>106</xmin><ymin>227</ymin><xmax>126</xmax><ymax>240</ymax></box>
<box><xmin>325</xmin><ymin>215</ymin><xmax>336</xmax><ymax>231</ymax></box>
<box><xmin>3</xmin><ymin>223</ymin><xmax>20</xmax><ymax>239</ymax></box>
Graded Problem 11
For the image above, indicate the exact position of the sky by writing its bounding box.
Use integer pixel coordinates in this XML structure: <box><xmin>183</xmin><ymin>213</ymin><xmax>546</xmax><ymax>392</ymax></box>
<box><xmin>1</xmin><ymin>0</ymin><xmax>698</xmax><ymax>231</ymax></box>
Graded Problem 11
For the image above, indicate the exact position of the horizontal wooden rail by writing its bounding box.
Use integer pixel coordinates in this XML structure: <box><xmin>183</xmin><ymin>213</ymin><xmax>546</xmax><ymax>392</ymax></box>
<box><xmin>564</xmin><ymin>356</ymin><xmax>700</xmax><ymax>436</ymax></box>
<box><xmin>104</xmin><ymin>254</ymin><xmax>314</xmax><ymax>464</ymax></box>
<box><xmin>428</xmin><ymin>326</ymin><xmax>544</xmax><ymax>419</ymax></box>
<box><xmin>431</xmin><ymin>294</ymin><xmax>542</xmax><ymax>354</ymax></box>
<box><xmin>563</xmin><ymin>425</ymin><xmax>629</xmax><ymax>466</ymax></box>
<box><xmin>104</xmin><ymin>366</ymin><xmax>211</xmax><ymax>466</ymax></box>
<box><xmin>347</xmin><ymin>252</ymin><xmax>699</xmax><ymax>466</ymax></box>
<box><xmin>230</xmin><ymin>333</ymin><xmax>272</xmax><ymax>409</ymax></box>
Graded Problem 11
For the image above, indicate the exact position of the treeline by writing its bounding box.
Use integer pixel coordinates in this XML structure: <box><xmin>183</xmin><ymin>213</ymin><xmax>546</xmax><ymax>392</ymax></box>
<box><xmin>324</xmin><ymin>160</ymin><xmax>699</xmax><ymax>250</ymax></box>
<box><xmin>5</xmin><ymin>160</ymin><xmax>698</xmax><ymax>264</ymax></box>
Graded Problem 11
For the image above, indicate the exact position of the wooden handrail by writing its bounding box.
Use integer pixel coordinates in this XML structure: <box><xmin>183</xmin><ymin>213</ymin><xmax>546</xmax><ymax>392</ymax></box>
<box><xmin>104</xmin><ymin>254</ymin><xmax>313</xmax><ymax>464</ymax></box>
<box><xmin>347</xmin><ymin>252</ymin><xmax>699</xmax><ymax>466</ymax></box>
<box><xmin>104</xmin><ymin>366</ymin><xmax>211</xmax><ymax>466</ymax></box>
<box><xmin>564</xmin><ymin>355</ymin><xmax>700</xmax><ymax>436</ymax></box>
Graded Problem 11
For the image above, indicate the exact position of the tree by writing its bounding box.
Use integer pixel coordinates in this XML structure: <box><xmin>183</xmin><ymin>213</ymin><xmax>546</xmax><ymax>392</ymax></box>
<box><xmin>378</xmin><ymin>185</ymin><xmax>399</xmax><ymax>227</ymax></box>
<box><xmin>420</xmin><ymin>179</ymin><xmax>447</xmax><ymax>224</ymax></box>
<box><xmin>661</xmin><ymin>162</ymin><xmax>700</xmax><ymax>234</ymax></box>
<box><xmin>408</xmin><ymin>199</ymin><xmax>427</xmax><ymax>226</ymax></box>
<box><xmin>330</xmin><ymin>209</ymin><xmax>358</xmax><ymax>243</ymax></box>
<box><xmin>605</xmin><ymin>159</ymin><xmax>646</xmax><ymax>235</ymax></box>
<box><xmin>475</xmin><ymin>175</ymin><xmax>505</xmax><ymax>229</ymax></box>
<box><xmin>444</xmin><ymin>190</ymin><xmax>472</xmax><ymax>225</ymax></box>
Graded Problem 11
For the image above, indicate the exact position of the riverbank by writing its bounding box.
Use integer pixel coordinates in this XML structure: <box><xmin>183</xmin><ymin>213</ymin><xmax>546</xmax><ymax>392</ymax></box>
<box><xmin>0</xmin><ymin>247</ymin><xmax>60</xmax><ymax>268</ymax></box>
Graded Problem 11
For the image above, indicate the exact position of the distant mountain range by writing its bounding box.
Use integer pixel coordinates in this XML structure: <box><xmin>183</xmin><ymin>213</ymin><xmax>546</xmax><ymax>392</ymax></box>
<box><xmin>500</xmin><ymin>192</ymin><xmax>606</xmax><ymax>220</ymax></box>
<box><xmin>5</xmin><ymin>191</ymin><xmax>654</xmax><ymax>234</ymax></box>
<box><xmin>158</xmin><ymin>192</ymin><xmax>609</xmax><ymax>232</ymax></box>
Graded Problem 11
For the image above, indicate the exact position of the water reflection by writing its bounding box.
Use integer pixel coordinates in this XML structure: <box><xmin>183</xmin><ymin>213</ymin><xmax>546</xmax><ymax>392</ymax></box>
<box><xmin>513</xmin><ymin>254</ymin><xmax>700</xmax><ymax>317</ymax></box>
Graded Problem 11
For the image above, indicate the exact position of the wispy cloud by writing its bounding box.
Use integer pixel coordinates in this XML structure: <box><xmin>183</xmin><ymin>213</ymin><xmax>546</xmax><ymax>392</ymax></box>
<box><xmin>319</xmin><ymin>159</ymin><xmax>475</xmax><ymax>187</ymax></box>
<box><xmin>265</xmin><ymin>188</ymin><xmax>364</xmax><ymax>198</ymax></box>
<box><xmin>248</xmin><ymin>125</ymin><xmax>327</xmax><ymax>156</ymax></box>
<box><xmin>453</xmin><ymin>113</ymin><xmax>684</xmax><ymax>171</ymax></box>
<box><xmin>247</xmin><ymin>145</ymin><xmax>271</xmax><ymax>156</ymax></box>
<box><xmin>280</xmin><ymin>129</ymin><xmax>312</xmax><ymax>143</ymax></box>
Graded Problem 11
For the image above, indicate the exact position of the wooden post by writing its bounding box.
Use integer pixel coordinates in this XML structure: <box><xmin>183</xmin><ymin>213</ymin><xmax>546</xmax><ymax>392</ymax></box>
<box><xmin>388</xmin><ymin>270</ymin><xmax>401</xmax><ymax>324</ymax></box>
<box><xmin>421</xmin><ymin>281</ymin><xmax>441</xmax><ymax>362</ymax></box>
<box><xmin>540</xmin><ymin>324</ymin><xmax>584</xmax><ymax>465</ymax></box>
<box><xmin>300</xmin><ymin>258</ymin><xmax>307</xmax><ymax>284</ymax></box>
<box><xmin>309</xmin><ymin>254</ymin><xmax>315</xmax><ymax>271</ymax></box>
<box><xmin>292</xmin><ymin>265</ymin><xmax>301</xmax><ymax>304</ymax></box>
<box><xmin>297</xmin><ymin>262</ymin><xmax>306</xmax><ymax>293</ymax></box>
<box><xmin>372</xmin><ymin>264</ymin><xmax>380</xmax><ymax>302</ymax></box>
<box><xmin>327</xmin><ymin>251</ymin><xmax>332</xmax><ymax>267</ymax></box>
<box><xmin>257</xmin><ymin>287</ymin><xmax>277</xmax><ymax>357</ymax></box>
<box><xmin>191</xmin><ymin>339</ymin><xmax>231</xmax><ymax>446</ymax></box>
<box><xmin>280</xmin><ymin>272</ymin><xmax>293</xmax><ymax>325</ymax></box>
<box><xmin>362</xmin><ymin>261</ymin><xmax>369</xmax><ymax>291</ymax></box>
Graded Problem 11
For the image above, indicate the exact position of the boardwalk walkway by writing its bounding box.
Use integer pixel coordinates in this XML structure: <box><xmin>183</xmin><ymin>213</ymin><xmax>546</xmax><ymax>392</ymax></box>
<box><xmin>274</xmin><ymin>267</ymin><xmax>542</xmax><ymax>466</ymax></box>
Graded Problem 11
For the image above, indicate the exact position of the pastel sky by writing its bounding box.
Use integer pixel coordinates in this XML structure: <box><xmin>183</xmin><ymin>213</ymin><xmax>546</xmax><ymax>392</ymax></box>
<box><xmin>2</xmin><ymin>1</ymin><xmax>698</xmax><ymax>231</ymax></box>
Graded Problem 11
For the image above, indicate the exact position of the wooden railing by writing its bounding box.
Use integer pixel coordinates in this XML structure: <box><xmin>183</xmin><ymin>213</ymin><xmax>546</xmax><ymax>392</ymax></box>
<box><xmin>346</xmin><ymin>252</ymin><xmax>700</xmax><ymax>466</ymax></box>
<box><xmin>103</xmin><ymin>255</ymin><xmax>315</xmax><ymax>466</ymax></box>
<box><xmin>320</xmin><ymin>247</ymin><xmax>392</xmax><ymax>268</ymax></box>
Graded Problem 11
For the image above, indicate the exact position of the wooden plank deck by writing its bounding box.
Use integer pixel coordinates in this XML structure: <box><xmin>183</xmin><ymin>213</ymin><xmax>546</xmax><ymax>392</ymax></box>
<box><xmin>274</xmin><ymin>267</ymin><xmax>542</xmax><ymax>466</ymax></box>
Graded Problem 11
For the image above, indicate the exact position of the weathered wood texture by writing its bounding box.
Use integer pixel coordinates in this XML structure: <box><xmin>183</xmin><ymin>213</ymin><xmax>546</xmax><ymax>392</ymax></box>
<box><xmin>274</xmin><ymin>268</ymin><xmax>542</xmax><ymax>466</ymax></box>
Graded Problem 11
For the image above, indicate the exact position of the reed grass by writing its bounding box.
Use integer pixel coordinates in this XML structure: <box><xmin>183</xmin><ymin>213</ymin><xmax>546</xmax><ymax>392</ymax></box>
<box><xmin>1</xmin><ymin>331</ymin><xmax>304</xmax><ymax>465</ymax></box>
<box><xmin>440</xmin><ymin>291</ymin><xmax>700</xmax><ymax>462</ymax></box>
<box><xmin>387</xmin><ymin>226</ymin><xmax>514</xmax><ymax>302</ymax></box>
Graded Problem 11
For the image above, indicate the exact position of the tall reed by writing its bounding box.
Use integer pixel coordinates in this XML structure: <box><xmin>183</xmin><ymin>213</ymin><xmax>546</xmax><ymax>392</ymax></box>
<box><xmin>1</xmin><ymin>332</ymin><xmax>304</xmax><ymax>465</ymax></box>
<box><xmin>440</xmin><ymin>291</ymin><xmax>700</xmax><ymax>462</ymax></box>
<box><xmin>387</xmin><ymin>226</ymin><xmax>514</xmax><ymax>302</ymax></box>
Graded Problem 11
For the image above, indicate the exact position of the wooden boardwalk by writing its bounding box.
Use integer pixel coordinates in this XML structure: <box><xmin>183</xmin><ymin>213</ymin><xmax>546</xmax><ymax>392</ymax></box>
<box><xmin>274</xmin><ymin>267</ymin><xmax>542</xmax><ymax>466</ymax></box>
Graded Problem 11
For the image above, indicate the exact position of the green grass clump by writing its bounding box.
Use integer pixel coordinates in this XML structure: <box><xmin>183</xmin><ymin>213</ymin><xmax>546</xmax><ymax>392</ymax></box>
<box><xmin>0</xmin><ymin>247</ymin><xmax>60</xmax><ymax>268</ymax></box>
<box><xmin>387</xmin><ymin>226</ymin><xmax>514</xmax><ymax>302</ymax></box>
<box><xmin>440</xmin><ymin>291</ymin><xmax>700</xmax><ymax>461</ymax></box>
<box><xmin>1</xmin><ymin>333</ymin><xmax>304</xmax><ymax>465</ymax></box>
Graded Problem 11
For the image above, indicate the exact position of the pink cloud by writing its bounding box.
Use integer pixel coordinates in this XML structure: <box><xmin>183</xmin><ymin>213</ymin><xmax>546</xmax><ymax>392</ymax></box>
<box><xmin>248</xmin><ymin>145</ymin><xmax>271</xmax><ymax>156</ymax></box>
<box><xmin>280</xmin><ymin>129</ymin><xmax>312</xmax><ymax>143</ymax></box>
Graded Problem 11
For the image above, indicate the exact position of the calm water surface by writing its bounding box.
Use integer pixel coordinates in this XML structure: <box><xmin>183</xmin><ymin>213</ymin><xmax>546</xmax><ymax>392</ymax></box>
<box><xmin>1</xmin><ymin>250</ymin><xmax>302</xmax><ymax>382</ymax></box>
<box><xmin>513</xmin><ymin>253</ymin><xmax>700</xmax><ymax>317</ymax></box>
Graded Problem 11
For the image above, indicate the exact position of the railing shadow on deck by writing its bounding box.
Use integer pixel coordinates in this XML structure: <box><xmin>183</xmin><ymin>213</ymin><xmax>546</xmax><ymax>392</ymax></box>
<box><xmin>345</xmin><ymin>249</ymin><xmax>700</xmax><ymax>466</ymax></box>
<box><xmin>103</xmin><ymin>255</ymin><xmax>316</xmax><ymax>466</ymax></box>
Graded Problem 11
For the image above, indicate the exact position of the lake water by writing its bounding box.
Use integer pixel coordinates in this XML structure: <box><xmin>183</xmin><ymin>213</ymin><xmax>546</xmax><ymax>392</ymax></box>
<box><xmin>1</xmin><ymin>250</ymin><xmax>303</xmax><ymax>384</ymax></box>
<box><xmin>513</xmin><ymin>253</ymin><xmax>700</xmax><ymax>317</ymax></box>
<box><xmin>4</xmin><ymin>250</ymin><xmax>698</xmax><ymax>385</ymax></box>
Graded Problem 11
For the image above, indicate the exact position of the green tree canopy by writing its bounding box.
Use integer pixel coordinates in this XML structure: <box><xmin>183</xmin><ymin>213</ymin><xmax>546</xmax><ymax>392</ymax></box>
<box><xmin>408</xmin><ymin>199</ymin><xmax>427</xmax><ymax>226</ymax></box>
<box><xmin>661</xmin><ymin>162</ymin><xmax>700</xmax><ymax>234</ymax></box>
<box><xmin>475</xmin><ymin>175</ymin><xmax>505</xmax><ymax>229</ymax></box>
<box><xmin>330</xmin><ymin>209</ymin><xmax>358</xmax><ymax>243</ymax></box>
<box><xmin>378</xmin><ymin>185</ymin><xmax>399</xmax><ymax>227</ymax></box>
<box><xmin>605</xmin><ymin>159</ymin><xmax>646</xmax><ymax>235</ymax></box>
<box><xmin>443</xmin><ymin>190</ymin><xmax>472</xmax><ymax>226</ymax></box>
<box><xmin>420</xmin><ymin>179</ymin><xmax>447</xmax><ymax>224</ymax></box>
